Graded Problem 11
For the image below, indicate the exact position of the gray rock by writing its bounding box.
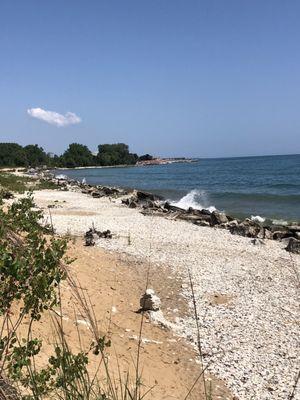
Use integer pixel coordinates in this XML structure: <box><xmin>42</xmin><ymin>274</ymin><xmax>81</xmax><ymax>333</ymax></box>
<box><xmin>272</xmin><ymin>231</ymin><xmax>293</xmax><ymax>241</ymax></box>
<box><xmin>140</xmin><ymin>289</ymin><xmax>161</xmax><ymax>311</ymax></box>
<box><xmin>229</xmin><ymin>221</ymin><xmax>263</xmax><ymax>238</ymax></box>
<box><xmin>285</xmin><ymin>237</ymin><xmax>300</xmax><ymax>254</ymax></box>
<box><xmin>91</xmin><ymin>191</ymin><xmax>102</xmax><ymax>198</ymax></box>
<box><xmin>164</xmin><ymin>202</ymin><xmax>186</xmax><ymax>213</ymax></box>
<box><xmin>211</xmin><ymin>211</ymin><xmax>228</xmax><ymax>225</ymax></box>
<box><xmin>135</xmin><ymin>190</ymin><xmax>161</xmax><ymax>202</ymax></box>
<box><xmin>263</xmin><ymin>228</ymin><xmax>273</xmax><ymax>240</ymax></box>
<box><xmin>194</xmin><ymin>220</ymin><xmax>210</xmax><ymax>227</ymax></box>
<box><xmin>128</xmin><ymin>200</ymin><xmax>138</xmax><ymax>208</ymax></box>
<box><xmin>251</xmin><ymin>238</ymin><xmax>265</xmax><ymax>246</ymax></box>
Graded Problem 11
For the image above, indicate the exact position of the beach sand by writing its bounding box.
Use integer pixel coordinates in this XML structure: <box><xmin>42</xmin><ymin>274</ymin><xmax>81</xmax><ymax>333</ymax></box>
<box><xmin>17</xmin><ymin>189</ymin><xmax>299</xmax><ymax>400</ymax></box>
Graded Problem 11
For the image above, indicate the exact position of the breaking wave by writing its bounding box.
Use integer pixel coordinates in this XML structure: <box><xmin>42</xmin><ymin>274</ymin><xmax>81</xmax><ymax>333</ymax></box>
<box><xmin>171</xmin><ymin>189</ymin><xmax>216</xmax><ymax>212</ymax></box>
<box><xmin>55</xmin><ymin>174</ymin><xmax>68</xmax><ymax>180</ymax></box>
<box><xmin>251</xmin><ymin>215</ymin><xmax>266</xmax><ymax>223</ymax></box>
<box><xmin>272</xmin><ymin>219</ymin><xmax>289</xmax><ymax>226</ymax></box>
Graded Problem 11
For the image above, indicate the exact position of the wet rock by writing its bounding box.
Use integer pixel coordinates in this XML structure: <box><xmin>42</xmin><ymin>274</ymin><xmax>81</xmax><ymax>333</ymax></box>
<box><xmin>272</xmin><ymin>231</ymin><xmax>293</xmax><ymax>241</ymax></box>
<box><xmin>140</xmin><ymin>289</ymin><xmax>161</xmax><ymax>311</ymax></box>
<box><xmin>163</xmin><ymin>202</ymin><xmax>186</xmax><ymax>213</ymax></box>
<box><xmin>135</xmin><ymin>190</ymin><xmax>161</xmax><ymax>202</ymax></box>
<box><xmin>211</xmin><ymin>211</ymin><xmax>228</xmax><ymax>226</ymax></box>
<box><xmin>229</xmin><ymin>220</ymin><xmax>263</xmax><ymax>238</ymax></box>
<box><xmin>227</xmin><ymin>220</ymin><xmax>239</xmax><ymax>228</ymax></box>
<box><xmin>285</xmin><ymin>237</ymin><xmax>300</xmax><ymax>254</ymax></box>
<box><xmin>270</xmin><ymin>225</ymin><xmax>289</xmax><ymax>233</ymax></box>
<box><xmin>200</xmin><ymin>209</ymin><xmax>212</xmax><ymax>216</ymax></box>
<box><xmin>288</xmin><ymin>225</ymin><xmax>300</xmax><ymax>233</ymax></box>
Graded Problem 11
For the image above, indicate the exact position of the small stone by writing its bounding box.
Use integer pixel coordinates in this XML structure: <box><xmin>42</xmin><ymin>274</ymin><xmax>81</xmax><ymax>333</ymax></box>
<box><xmin>140</xmin><ymin>288</ymin><xmax>161</xmax><ymax>311</ymax></box>
<box><xmin>251</xmin><ymin>238</ymin><xmax>265</xmax><ymax>246</ymax></box>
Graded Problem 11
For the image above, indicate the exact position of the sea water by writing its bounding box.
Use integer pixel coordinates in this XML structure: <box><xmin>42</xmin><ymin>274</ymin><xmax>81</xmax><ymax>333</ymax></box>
<box><xmin>57</xmin><ymin>154</ymin><xmax>300</xmax><ymax>223</ymax></box>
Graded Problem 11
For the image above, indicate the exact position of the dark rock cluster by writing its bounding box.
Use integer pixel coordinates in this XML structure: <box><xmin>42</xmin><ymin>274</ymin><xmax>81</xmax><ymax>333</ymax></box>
<box><xmin>121</xmin><ymin>191</ymin><xmax>300</xmax><ymax>254</ymax></box>
<box><xmin>84</xmin><ymin>227</ymin><xmax>112</xmax><ymax>246</ymax></box>
<box><xmin>29</xmin><ymin>172</ymin><xmax>300</xmax><ymax>255</ymax></box>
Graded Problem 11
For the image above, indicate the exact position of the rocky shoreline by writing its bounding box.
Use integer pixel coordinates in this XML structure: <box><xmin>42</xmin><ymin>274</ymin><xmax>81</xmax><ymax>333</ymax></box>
<box><xmin>9</xmin><ymin>167</ymin><xmax>299</xmax><ymax>400</ymax></box>
<box><xmin>33</xmin><ymin>170</ymin><xmax>300</xmax><ymax>255</ymax></box>
<box><xmin>24</xmin><ymin>186</ymin><xmax>299</xmax><ymax>400</ymax></box>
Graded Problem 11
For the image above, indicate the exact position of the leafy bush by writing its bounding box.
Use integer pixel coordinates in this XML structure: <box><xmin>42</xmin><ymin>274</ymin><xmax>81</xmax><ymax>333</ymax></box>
<box><xmin>0</xmin><ymin>194</ymin><xmax>146</xmax><ymax>400</ymax></box>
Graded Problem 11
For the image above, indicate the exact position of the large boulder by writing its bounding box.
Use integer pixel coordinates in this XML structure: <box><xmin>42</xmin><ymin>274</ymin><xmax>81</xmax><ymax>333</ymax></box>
<box><xmin>229</xmin><ymin>220</ymin><xmax>263</xmax><ymax>238</ymax></box>
<box><xmin>286</xmin><ymin>238</ymin><xmax>300</xmax><ymax>254</ymax></box>
<box><xmin>163</xmin><ymin>202</ymin><xmax>186</xmax><ymax>213</ymax></box>
<box><xmin>211</xmin><ymin>211</ymin><xmax>228</xmax><ymax>226</ymax></box>
<box><xmin>263</xmin><ymin>228</ymin><xmax>273</xmax><ymax>240</ymax></box>
<box><xmin>135</xmin><ymin>190</ymin><xmax>162</xmax><ymax>202</ymax></box>
<box><xmin>272</xmin><ymin>231</ymin><xmax>294</xmax><ymax>241</ymax></box>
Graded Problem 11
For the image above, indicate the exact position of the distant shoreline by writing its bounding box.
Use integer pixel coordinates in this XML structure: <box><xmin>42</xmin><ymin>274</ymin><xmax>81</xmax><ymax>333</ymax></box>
<box><xmin>54</xmin><ymin>158</ymin><xmax>196</xmax><ymax>170</ymax></box>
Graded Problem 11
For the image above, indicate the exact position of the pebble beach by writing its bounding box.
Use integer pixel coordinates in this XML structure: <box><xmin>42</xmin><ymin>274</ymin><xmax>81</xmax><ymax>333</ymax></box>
<box><xmin>31</xmin><ymin>189</ymin><xmax>300</xmax><ymax>400</ymax></box>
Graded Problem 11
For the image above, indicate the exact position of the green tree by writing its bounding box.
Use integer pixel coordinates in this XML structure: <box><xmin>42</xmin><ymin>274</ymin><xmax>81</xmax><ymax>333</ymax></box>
<box><xmin>61</xmin><ymin>143</ymin><xmax>94</xmax><ymax>168</ymax></box>
<box><xmin>96</xmin><ymin>143</ymin><xmax>138</xmax><ymax>166</ymax></box>
<box><xmin>138</xmin><ymin>154</ymin><xmax>153</xmax><ymax>161</ymax></box>
<box><xmin>0</xmin><ymin>143</ymin><xmax>28</xmax><ymax>167</ymax></box>
<box><xmin>24</xmin><ymin>144</ymin><xmax>49</xmax><ymax>167</ymax></box>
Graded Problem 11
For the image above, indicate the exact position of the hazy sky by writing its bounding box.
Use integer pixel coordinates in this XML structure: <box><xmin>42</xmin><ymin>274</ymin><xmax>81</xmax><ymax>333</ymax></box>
<box><xmin>1</xmin><ymin>0</ymin><xmax>300</xmax><ymax>157</ymax></box>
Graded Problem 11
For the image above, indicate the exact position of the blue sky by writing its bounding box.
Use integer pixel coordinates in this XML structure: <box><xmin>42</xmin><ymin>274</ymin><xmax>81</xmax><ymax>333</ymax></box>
<box><xmin>1</xmin><ymin>0</ymin><xmax>300</xmax><ymax>157</ymax></box>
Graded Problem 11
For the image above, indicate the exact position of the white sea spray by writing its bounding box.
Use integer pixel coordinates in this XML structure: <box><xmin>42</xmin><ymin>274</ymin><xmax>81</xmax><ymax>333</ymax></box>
<box><xmin>171</xmin><ymin>189</ymin><xmax>216</xmax><ymax>212</ymax></box>
<box><xmin>251</xmin><ymin>215</ymin><xmax>265</xmax><ymax>223</ymax></box>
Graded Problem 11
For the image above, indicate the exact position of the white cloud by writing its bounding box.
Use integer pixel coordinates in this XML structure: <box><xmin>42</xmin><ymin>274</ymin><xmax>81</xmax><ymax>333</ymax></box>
<box><xmin>27</xmin><ymin>107</ymin><xmax>81</xmax><ymax>127</ymax></box>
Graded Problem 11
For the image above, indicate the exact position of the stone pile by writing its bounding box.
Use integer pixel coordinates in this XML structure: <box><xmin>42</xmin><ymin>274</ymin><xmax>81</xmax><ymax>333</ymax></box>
<box><xmin>139</xmin><ymin>289</ymin><xmax>161</xmax><ymax>312</ymax></box>
<box><xmin>84</xmin><ymin>227</ymin><xmax>112</xmax><ymax>246</ymax></box>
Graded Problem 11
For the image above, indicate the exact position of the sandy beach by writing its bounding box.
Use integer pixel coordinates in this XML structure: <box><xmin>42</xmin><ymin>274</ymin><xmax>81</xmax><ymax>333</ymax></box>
<box><xmin>17</xmin><ymin>189</ymin><xmax>300</xmax><ymax>400</ymax></box>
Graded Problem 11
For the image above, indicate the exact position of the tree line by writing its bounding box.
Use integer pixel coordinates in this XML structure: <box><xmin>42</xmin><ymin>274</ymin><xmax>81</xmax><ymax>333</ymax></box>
<box><xmin>0</xmin><ymin>142</ymin><xmax>153</xmax><ymax>168</ymax></box>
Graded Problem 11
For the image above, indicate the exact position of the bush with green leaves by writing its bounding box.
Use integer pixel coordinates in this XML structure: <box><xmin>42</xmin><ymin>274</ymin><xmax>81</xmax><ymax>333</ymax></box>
<box><xmin>0</xmin><ymin>194</ymin><xmax>109</xmax><ymax>399</ymax></box>
<box><xmin>0</xmin><ymin>193</ymin><xmax>145</xmax><ymax>400</ymax></box>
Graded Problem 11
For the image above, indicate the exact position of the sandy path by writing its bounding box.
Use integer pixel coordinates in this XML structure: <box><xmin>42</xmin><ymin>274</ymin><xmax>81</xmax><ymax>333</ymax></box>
<box><xmin>30</xmin><ymin>190</ymin><xmax>300</xmax><ymax>400</ymax></box>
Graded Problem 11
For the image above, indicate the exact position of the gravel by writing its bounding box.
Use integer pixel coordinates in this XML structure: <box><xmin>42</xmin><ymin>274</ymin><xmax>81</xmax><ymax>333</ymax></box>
<box><xmin>33</xmin><ymin>190</ymin><xmax>300</xmax><ymax>400</ymax></box>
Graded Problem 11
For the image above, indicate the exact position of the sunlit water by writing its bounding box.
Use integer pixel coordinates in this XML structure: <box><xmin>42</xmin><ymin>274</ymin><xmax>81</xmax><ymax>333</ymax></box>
<box><xmin>57</xmin><ymin>154</ymin><xmax>300</xmax><ymax>223</ymax></box>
